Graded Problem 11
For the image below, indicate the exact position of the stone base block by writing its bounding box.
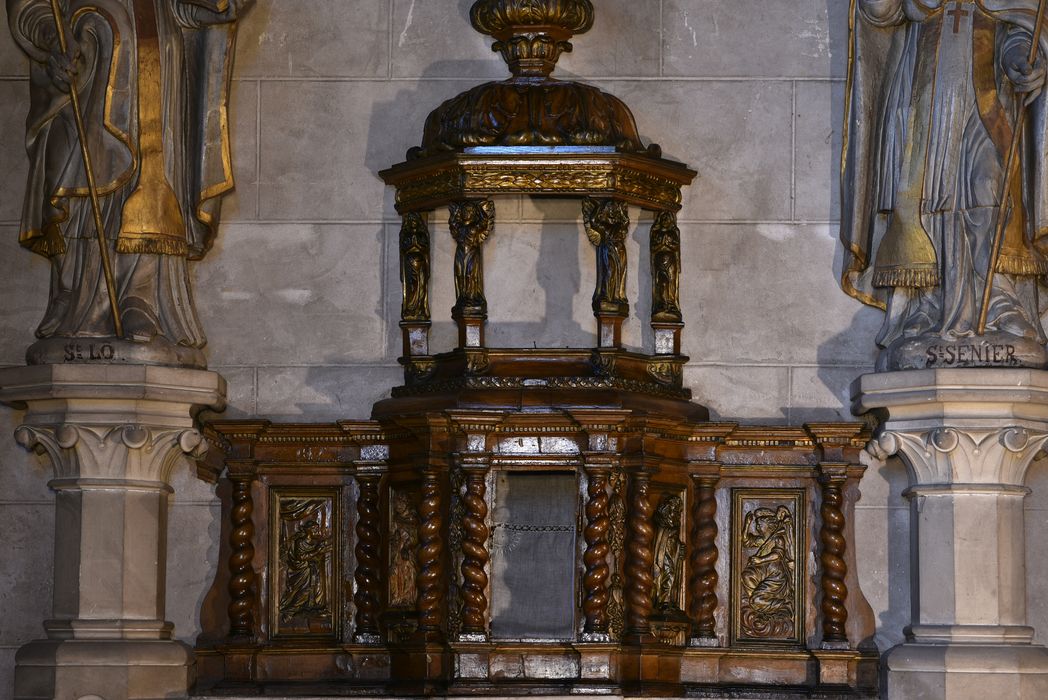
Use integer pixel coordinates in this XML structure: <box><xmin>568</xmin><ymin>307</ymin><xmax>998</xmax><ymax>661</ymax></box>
<box><xmin>14</xmin><ymin>639</ymin><xmax>194</xmax><ymax>700</ymax></box>
<box><xmin>885</xmin><ymin>643</ymin><xmax>1048</xmax><ymax>699</ymax></box>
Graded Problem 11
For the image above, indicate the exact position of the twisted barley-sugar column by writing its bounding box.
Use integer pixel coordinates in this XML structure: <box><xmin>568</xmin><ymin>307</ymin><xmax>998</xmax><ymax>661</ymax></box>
<box><xmin>582</xmin><ymin>466</ymin><xmax>611</xmax><ymax>636</ymax></box>
<box><xmin>819</xmin><ymin>470</ymin><xmax>849</xmax><ymax>644</ymax></box>
<box><xmin>228</xmin><ymin>477</ymin><xmax>256</xmax><ymax>638</ymax></box>
<box><xmin>689</xmin><ymin>473</ymin><xmax>719</xmax><ymax>640</ymax></box>
<box><xmin>460</xmin><ymin>467</ymin><xmax>490</xmax><ymax>637</ymax></box>
<box><xmin>625</xmin><ymin>472</ymin><xmax>655</xmax><ymax>637</ymax></box>
<box><xmin>416</xmin><ymin>469</ymin><xmax>445</xmax><ymax>634</ymax></box>
<box><xmin>354</xmin><ymin>473</ymin><xmax>382</xmax><ymax>640</ymax></box>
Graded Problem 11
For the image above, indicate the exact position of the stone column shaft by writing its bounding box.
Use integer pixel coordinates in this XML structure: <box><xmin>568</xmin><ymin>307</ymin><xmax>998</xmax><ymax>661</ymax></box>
<box><xmin>0</xmin><ymin>365</ymin><xmax>225</xmax><ymax>700</ymax></box>
<box><xmin>855</xmin><ymin>368</ymin><xmax>1048</xmax><ymax>699</ymax></box>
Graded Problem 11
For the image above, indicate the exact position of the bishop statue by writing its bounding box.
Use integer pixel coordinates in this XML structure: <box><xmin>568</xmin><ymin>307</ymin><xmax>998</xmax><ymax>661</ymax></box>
<box><xmin>6</xmin><ymin>0</ymin><xmax>249</xmax><ymax>367</ymax></box>
<box><xmin>842</xmin><ymin>0</ymin><xmax>1048</xmax><ymax>369</ymax></box>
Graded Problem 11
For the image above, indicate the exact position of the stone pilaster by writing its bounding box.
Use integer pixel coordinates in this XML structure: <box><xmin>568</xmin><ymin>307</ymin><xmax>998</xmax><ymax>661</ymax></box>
<box><xmin>855</xmin><ymin>369</ymin><xmax>1048</xmax><ymax>699</ymax></box>
<box><xmin>0</xmin><ymin>364</ymin><xmax>225</xmax><ymax>700</ymax></box>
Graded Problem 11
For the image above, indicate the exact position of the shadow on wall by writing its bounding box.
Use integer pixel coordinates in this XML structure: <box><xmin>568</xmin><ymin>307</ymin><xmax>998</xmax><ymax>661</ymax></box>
<box><xmin>802</xmin><ymin>0</ymin><xmax>880</xmax><ymax>423</ymax></box>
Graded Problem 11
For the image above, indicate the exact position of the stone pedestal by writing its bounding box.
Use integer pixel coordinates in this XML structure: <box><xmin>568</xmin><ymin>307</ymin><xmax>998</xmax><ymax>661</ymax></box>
<box><xmin>0</xmin><ymin>364</ymin><xmax>225</xmax><ymax>700</ymax></box>
<box><xmin>854</xmin><ymin>369</ymin><xmax>1048</xmax><ymax>699</ymax></box>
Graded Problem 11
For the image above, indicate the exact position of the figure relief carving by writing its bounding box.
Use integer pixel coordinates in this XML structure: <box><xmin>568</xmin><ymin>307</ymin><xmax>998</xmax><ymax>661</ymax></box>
<box><xmin>389</xmin><ymin>491</ymin><xmax>420</xmax><ymax>609</ymax></box>
<box><xmin>449</xmin><ymin>200</ymin><xmax>495</xmax><ymax>316</ymax></box>
<box><xmin>277</xmin><ymin>499</ymin><xmax>334</xmax><ymax>631</ymax></box>
<box><xmin>7</xmin><ymin>0</ymin><xmax>250</xmax><ymax>368</ymax></box>
<box><xmin>842</xmin><ymin>0</ymin><xmax>1048</xmax><ymax>370</ymax></box>
<box><xmin>652</xmin><ymin>493</ymin><xmax>685</xmax><ymax>614</ymax></box>
<box><xmin>400</xmin><ymin>212</ymin><xmax>431</xmax><ymax>322</ymax></box>
<box><xmin>650</xmin><ymin>211</ymin><xmax>682</xmax><ymax>323</ymax></box>
<box><xmin>739</xmin><ymin>505</ymin><xmax>797</xmax><ymax>640</ymax></box>
<box><xmin>583</xmin><ymin>198</ymin><xmax>630</xmax><ymax>315</ymax></box>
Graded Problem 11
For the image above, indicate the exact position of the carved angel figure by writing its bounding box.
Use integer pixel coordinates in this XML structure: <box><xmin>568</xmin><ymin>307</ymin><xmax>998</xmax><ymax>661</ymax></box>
<box><xmin>449</xmin><ymin>199</ymin><xmax>495</xmax><ymax>314</ymax></box>
<box><xmin>6</xmin><ymin>0</ymin><xmax>249</xmax><ymax>367</ymax></box>
<box><xmin>842</xmin><ymin>0</ymin><xmax>1048</xmax><ymax>369</ymax></box>
<box><xmin>740</xmin><ymin>506</ymin><xmax>795</xmax><ymax>628</ymax></box>
<box><xmin>583</xmin><ymin>198</ymin><xmax>629</xmax><ymax>313</ymax></box>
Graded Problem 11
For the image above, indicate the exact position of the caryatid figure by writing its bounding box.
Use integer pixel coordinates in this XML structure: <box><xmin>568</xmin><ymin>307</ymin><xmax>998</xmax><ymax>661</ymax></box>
<box><xmin>7</xmin><ymin>0</ymin><xmax>250</xmax><ymax>368</ymax></box>
<box><xmin>842</xmin><ymin>0</ymin><xmax>1048</xmax><ymax>370</ymax></box>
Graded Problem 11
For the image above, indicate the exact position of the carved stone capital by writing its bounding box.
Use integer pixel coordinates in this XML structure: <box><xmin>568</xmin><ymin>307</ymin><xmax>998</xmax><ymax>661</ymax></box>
<box><xmin>16</xmin><ymin>423</ymin><xmax>207</xmax><ymax>487</ymax></box>
<box><xmin>0</xmin><ymin>365</ymin><xmax>225</xmax><ymax>486</ymax></box>
<box><xmin>854</xmin><ymin>368</ymin><xmax>1048</xmax><ymax>487</ymax></box>
<box><xmin>869</xmin><ymin>425</ymin><xmax>1048</xmax><ymax>488</ymax></box>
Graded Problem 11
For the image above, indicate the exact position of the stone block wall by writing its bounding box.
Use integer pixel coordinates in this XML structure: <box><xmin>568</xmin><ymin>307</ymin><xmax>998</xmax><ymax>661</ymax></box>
<box><xmin>0</xmin><ymin>0</ymin><xmax>1046</xmax><ymax>691</ymax></box>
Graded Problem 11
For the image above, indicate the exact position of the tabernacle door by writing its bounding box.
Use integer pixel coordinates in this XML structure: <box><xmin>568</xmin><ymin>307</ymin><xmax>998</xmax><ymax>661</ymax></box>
<box><xmin>490</xmin><ymin>471</ymin><xmax>577</xmax><ymax>640</ymax></box>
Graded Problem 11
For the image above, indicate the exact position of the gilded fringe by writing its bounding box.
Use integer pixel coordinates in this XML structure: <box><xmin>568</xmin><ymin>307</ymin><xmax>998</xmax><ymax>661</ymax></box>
<box><xmin>872</xmin><ymin>266</ymin><xmax>940</xmax><ymax>288</ymax></box>
<box><xmin>996</xmin><ymin>252</ymin><xmax>1048</xmax><ymax>277</ymax></box>
<box><xmin>25</xmin><ymin>225</ymin><xmax>66</xmax><ymax>257</ymax></box>
<box><xmin>115</xmin><ymin>236</ymin><xmax>189</xmax><ymax>256</ymax></box>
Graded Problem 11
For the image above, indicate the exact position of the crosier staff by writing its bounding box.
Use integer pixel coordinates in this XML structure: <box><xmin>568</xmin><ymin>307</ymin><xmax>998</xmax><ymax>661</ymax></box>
<box><xmin>46</xmin><ymin>0</ymin><xmax>124</xmax><ymax>338</ymax></box>
<box><xmin>977</xmin><ymin>0</ymin><xmax>1048</xmax><ymax>335</ymax></box>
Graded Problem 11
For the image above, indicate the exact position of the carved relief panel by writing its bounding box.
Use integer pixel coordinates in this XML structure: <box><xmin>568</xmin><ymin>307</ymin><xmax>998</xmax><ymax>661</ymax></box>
<box><xmin>389</xmin><ymin>489</ymin><xmax>420</xmax><ymax>610</ymax></box>
<box><xmin>730</xmin><ymin>489</ymin><xmax>804</xmax><ymax>646</ymax></box>
<box><xmin>270</xmin><ymin>490</ymin><xmax>341</xmax><ymax>639</ymax></box>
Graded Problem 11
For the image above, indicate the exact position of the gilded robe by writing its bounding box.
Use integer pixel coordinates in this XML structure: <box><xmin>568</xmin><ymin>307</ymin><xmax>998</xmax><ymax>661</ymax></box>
<box><xmin>7</xmin><ymin>0</ymin><xmax>243</xmax><ymax>347</ymax></box>
<box><xmin>842</xmin><ymin>0</ymin><xmax>1048</xmax><ymax>361</ymax></box>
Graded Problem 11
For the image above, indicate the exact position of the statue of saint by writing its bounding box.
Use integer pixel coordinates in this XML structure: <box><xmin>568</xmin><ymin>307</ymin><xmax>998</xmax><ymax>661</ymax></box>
<box><xmin>651</xmin><ymin>494</ymin><xmax>684</xmax><ymax>612</ymax></box>
<box><xmin>400</xmin><ymin>212</ymin><xmax>431</xmax><ymax>322</ymax></box>
<box><xmin>842</xmin><ymin>0</ymin><xmax>1048</xmax><ymax>369</ymax></box>
<box><xmin>7</xmin><ymin>0</ymin><xmax>249</xmax><ymax>368</ymax></box>
<box><xmin>389</xmin><ymin>493</ymin><xmax>419</xmax><ymax>609</ymax></box>
<box><xmin>449</xmin><ymin>199</ymin><xmax>495</xmax><ymax>315</ymax></box>
<box><xmin>650</xmin><ymin>212</ymin><xmax>681</xmax><ymax>323</ymax></box>
<box><xmin>279</xmin><ymin>519</ymin><xmax>333</xmax><ymax>622</ymax></box>
<box><xmin>583</xmin><ymin>198</ymin><xmax>629</xmax><ymax>315</ymax></box>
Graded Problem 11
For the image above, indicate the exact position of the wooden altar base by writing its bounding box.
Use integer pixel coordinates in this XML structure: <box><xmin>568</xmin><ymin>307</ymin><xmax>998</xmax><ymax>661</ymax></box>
<box><xmin>193</xmin><ymin>363</ymin><xmax>879</xmax><ymax>698</ymax></box>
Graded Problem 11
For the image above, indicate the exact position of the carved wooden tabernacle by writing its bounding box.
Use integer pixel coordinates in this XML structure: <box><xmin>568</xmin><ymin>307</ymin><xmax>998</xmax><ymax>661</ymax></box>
<box><xmin>193</xmin><ymin>1</ymin><xmax>879</xmax><ymax>695</ymax></box>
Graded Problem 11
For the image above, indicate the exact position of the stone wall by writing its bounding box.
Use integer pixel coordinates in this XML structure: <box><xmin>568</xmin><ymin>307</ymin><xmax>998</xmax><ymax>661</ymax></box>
<box><xmin>1</xmin><ymin>0</ymin><xmax>1047</xmax><ymax>691</ymax></box>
